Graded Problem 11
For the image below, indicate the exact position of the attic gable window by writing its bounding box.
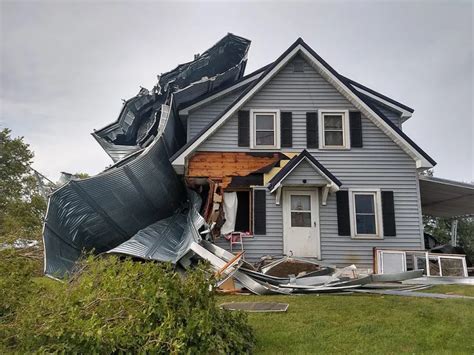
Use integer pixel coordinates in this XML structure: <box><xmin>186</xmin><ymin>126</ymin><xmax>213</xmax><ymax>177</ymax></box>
<box><xmin>319</xmin><ymin>110</ymin><xmax>350</xmax><ymax>149</ymax></box>
<box><xmin>250</xmin><ymin>110</ymin><xmax>280</xmax><ymax>149</ymax></box>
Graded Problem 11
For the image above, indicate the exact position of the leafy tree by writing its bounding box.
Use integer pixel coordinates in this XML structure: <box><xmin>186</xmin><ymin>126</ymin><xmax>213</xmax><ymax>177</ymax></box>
<box><xmin>0</xmin><ymin>128</ymin><xmax>47</xmax><ymax>243</ymax></box>
<box><xmin>424</xmin><ymin>215</ymin><xmax>474</xmax><ymax>261</ymax></box>
<box><xmin>1</xmin><ymin>256</ymin><xmax>255</xmax><ymax>353</ymax></box>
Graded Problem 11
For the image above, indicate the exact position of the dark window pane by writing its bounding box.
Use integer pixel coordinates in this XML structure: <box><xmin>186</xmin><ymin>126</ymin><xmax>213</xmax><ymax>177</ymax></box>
<box><xmin>324</xmin><ymin>115</ymin><xmax>343</xmax><ymax>129</ymax></box>
<box><xmin>256</xmin><ymin>131</ymin><xmax>274</xmax><ymax>145</ymax></box>
<box><xmin>355</xmin><ymin>194</ymin><xmax>375</xmax><ymax>213</ymax></box>
<box><xmin>356</xmin><ymin>214</ymin><xmax>376</xmax><ymax>234</ymax></box>
<box><xmin>324</xmin><ymin>131</ymin><xmax>343</xmax><ymax>146</ymax></box>
<box><xmin>291</xmin><ymin>195</ymin><xmax>311</xmax><ymax>211</ymax></box>
<box><xmin>291</xmin><ymin>212</ymin><xmax>311</xmax><ymax>227</ymax></box>
<box><xmin>255</xmin><ymin>114</ymin><xmax>274</xmax><ymax>130</ymax></box>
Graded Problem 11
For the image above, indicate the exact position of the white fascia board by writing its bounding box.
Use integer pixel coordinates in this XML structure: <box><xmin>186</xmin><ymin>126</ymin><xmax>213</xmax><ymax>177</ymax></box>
<box><xmin>178</xmin><ymin>71</ymin><xmax>265</xmax><ymax>116</ymax></box>
<box><xmin>172</xmin><ymin>46</ymin><xmax>302</xmax><ymax>166</ymax></box>
<box><xmin>351</xmin><ymin>86</ymin><xmax>413</xmax><ymax>119</ymax></box>
<box><xmin>298</xmin><ymin>47</ymin><xmax>433</xmax><ymax>169</ymax></box>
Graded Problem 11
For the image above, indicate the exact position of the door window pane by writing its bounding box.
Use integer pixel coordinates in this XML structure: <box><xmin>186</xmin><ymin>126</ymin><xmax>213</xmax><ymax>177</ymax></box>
<box><xmin>354</xmin><ymin>193</ymin><xmax>377</xmax><ymax>235</ymax></box>
<box><xmin>291</xmin><ymin>212</ymin><xmax>311</xmax><ymax>227</ymax></box>
<box><xmin>291</xmin><ymin>195</ymin><xmax>310</xmax><ymax>211</ymax></box>
<box><xmin>290</xmin><ymin>195</ymin><xmax>311</xmax><ymax>227</ymax></box>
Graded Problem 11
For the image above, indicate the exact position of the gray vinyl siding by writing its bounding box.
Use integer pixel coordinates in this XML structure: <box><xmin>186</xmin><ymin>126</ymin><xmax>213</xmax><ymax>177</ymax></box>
<box><xmin>195</xmin><ymin>55</ymin><xmax>423</xmax><ymax>268</ymax></box>
<box><xmin>368</xmin><ymin>99</ymin><xmax>403</xmax><ymax>129</ymax></box>
<box><xmin>186</xmin><ymin>85</ymin><xmax>249</xmax><ymax>141</ymax></box>
<box><xmin>281</xmin><ymin>159</ymin><xmax>328</xmax><ymax>186</ymax></box>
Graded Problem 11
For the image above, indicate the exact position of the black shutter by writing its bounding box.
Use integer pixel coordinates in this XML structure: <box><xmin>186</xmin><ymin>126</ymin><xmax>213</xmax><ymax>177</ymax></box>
<box><xmin>336</xmin><ymin>191</ymin><xmax>351</xmax><ymax>236</ymax></box>
<box><xmin>306</xmin><ymin>112</ymin><xmax>318</xmax><ymax>148</ymax></box>
<box><xmin>350</xmin><ymin>111</ymin><xmax>363</xmax><ymax>148</ymax></box>
<box><xmin>253</xmin><ymin>190</ymin><xmax>266</xmax><ymax>235</ymax></box>
<box><xmin>281</xmin><ymin>112</ymin><xmax>293</xmax><ymax>147</ymax></box>
<box><xmin>238</xmin><ymin>110</ymin><xmax>250</xmax><ymax>147</ymax></box>
<box><xmin>382</xmin><ymin>191</ymin><xmax>396</xmax><ymax>236</ymax></box>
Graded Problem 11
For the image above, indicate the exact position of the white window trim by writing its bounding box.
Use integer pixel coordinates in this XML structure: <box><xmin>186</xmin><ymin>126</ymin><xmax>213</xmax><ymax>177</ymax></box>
<box><xmin>318</xmin><ymin>109</ymin><xmax>350</xmax><ymax>149</ymax></box>
<box><xmin>349</xmin><ymin>188</ymin><xmax>384</xmax><ymax>239</ymax></box>
<box><xmin>250</xmin><ymin>109</ymin><xmax>281</xmax><ymax>149</ymax></box>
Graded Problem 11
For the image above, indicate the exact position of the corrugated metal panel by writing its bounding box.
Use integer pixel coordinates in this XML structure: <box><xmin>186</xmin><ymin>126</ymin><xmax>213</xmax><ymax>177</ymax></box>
<box><xmin>195</xmin><ymin>55</ymin><xmax>423</xmax><ymax>267</ymax></box>
<box><xmin>43</xmin><ymin>102</ymin><xmax>187</xmax><ymax>277</ymax></box>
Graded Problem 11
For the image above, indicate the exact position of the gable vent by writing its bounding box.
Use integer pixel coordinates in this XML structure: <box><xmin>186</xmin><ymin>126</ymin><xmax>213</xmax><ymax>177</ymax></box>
<box><xmin>293</xmin><ymin>61</ymin><xmax>304</xmax><ymax>72</ymax></box>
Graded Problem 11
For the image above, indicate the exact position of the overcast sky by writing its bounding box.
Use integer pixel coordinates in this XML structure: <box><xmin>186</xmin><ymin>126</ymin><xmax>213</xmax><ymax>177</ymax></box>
<box><xmin>1</xmin><ymin>0</ymin><xmax>472</xmax><ymax>182</ymax></box>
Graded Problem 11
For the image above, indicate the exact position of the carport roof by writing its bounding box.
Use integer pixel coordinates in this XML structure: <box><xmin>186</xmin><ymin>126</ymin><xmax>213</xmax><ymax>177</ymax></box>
<box><xmin>419</xmin><ymin>175</ymin><xmax>474</xmax><ymax>218</ymax></box>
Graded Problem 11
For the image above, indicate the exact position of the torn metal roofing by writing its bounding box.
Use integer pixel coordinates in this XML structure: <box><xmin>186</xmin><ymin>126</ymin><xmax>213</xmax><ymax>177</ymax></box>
<box><xmin>93</xmin><ymin>33</ymin><xmax>251</xmax><ymax>162</ymax></box>
<box><xmin>107</xmin><ymin>190</ymin><xmax>205</xmax><ymax>263</ymax></box>
<box><xmin>43</xmin><ymin>101</ymin><xmax>187</xmax><ymax>277</ymax></box>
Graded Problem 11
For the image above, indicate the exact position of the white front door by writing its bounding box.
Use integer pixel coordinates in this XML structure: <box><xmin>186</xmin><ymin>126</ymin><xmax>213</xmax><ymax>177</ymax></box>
<box><xmin>283</xmin><ymin>189</ymin><xmax>320</xmax><ymax>258</ymax></box>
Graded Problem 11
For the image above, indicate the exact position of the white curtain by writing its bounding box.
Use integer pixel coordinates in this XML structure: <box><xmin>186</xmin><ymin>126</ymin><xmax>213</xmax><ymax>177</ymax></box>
<box><xmin>221</xmin><ymin>192</ymin><xmax>238</xmax><ymax>235</ymax></box>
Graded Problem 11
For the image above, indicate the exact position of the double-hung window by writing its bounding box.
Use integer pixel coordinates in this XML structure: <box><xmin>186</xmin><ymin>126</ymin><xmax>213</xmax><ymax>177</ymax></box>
<box><xmin>250</xmin><ymin>110</ymin><xmax>280</xmax><ymax>149</ymax></box>
<box><xmin>319</xmin><ymin>110</ymin><xmax>350</xmax><ymax>149</ymax></box>
<box><xmin>350</xmin><ymin>190</ymin><xmax>383</xmax><ymax>238</ymax></box>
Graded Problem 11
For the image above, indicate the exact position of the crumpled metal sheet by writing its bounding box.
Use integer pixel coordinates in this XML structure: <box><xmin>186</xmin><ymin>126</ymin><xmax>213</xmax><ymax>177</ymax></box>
<box><xmin>93</xmin><ymin>33</ymin><xmax>250</xmax><ymax>162</ymax></box>
<box><xmin>107</xmin><ymin>190</ymin><xmax>205</xmax><ymax>263</ymax></box>
<box><xmin>43</xmin><ymin>101</ymin><xmax>187</xmax><ymax>278</ymax></box>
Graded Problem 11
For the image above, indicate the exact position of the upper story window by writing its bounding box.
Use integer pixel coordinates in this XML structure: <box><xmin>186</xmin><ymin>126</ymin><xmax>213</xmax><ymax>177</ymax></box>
<box><xmin>349</xmin><ymin>190</ymin><xmax>383</xmax><ymax>239</ymax></box>
<box><xmin>318</xmin><ymin>110</ymin><xmax>350</xmax><ymax>149</ymax></box>
<box><xmin>250</xmin><ymin>110</ymin><xmax>280</xmax><ymax>149</ymax></box>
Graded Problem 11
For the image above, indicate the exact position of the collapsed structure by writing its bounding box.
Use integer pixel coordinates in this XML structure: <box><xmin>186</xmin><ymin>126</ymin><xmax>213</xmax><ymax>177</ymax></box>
<box><xmin>43</xmin><ymin>34</ymin><xmax>473</xmax><ymax>293</ymax></box>
<box><xmin>43</xmin><ymin>34</ymin><xmax>250</xmax><ymax>276</ymax></box>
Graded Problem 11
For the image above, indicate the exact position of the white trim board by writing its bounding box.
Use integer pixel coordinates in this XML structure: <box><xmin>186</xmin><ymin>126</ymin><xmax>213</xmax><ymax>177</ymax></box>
<box><xmin>172</xmin><ymin>43</ymin><xmax>434</xmax><ymax>169</ymax></box>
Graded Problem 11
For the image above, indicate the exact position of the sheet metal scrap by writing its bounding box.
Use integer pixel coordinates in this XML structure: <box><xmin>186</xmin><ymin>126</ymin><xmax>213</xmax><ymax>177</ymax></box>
<box><xmin>220</xmin><ymin>302</ymin><xmax>289</xmax><ymax>313</ymax></box>
<box><xmin>93</xmin><ymin>33</ymin><xmax>251</xmax><ymax>163</ymax></box>
<box><xmin>107</xmin><ymin>190</ymin><xmax>205</xmax><ymax>264</ymax></box>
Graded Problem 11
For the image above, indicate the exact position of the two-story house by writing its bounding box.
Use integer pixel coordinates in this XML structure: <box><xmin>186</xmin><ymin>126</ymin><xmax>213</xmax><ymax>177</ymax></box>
<box><xmin>170</xmin><ymin>38</ymin><xmax>436</xmax><ymax>268</ymax></box>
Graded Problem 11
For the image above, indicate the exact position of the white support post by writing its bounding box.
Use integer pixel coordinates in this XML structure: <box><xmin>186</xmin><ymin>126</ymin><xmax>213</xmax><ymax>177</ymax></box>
<box><xmin>451</xmin><ymin>219</ymin><xmax>458</xmax><ymax>247</ymax></box>
<box><xmin>275</xmin><ymin>186</ymin><xmax>282</xmax><ymax>206</ymax></box>
<box><xmin>321</xmin><ymin>185</ymin><xmax>330</xmax><ymax>206</ymax></box>
<box><xmin>425</xmin><ymin>251</ymin><xmax>430</xmax><ymax>277</ymax></box>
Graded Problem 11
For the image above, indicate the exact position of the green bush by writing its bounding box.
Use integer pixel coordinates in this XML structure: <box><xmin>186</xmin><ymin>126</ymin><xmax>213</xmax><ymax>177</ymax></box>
<box><xmin>3</xmin><ymin>256</ymin><xmax>254</xmax><ymax>353</ymax></box>
<box><xmin>0</xmin><ymin>249</ymin><xmax>40</xmax><ymax>322</ymax></box>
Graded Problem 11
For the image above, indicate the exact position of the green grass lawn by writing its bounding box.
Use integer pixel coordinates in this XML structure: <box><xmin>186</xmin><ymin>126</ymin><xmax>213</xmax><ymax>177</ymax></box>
<box><xmin>221</xmin><ymin>293</ymin><xmax>474</xmax><ymax>354</ymax></box>
<box><xmin>420</xmin><ymin>284</ymin><xmax>474</xmax><ymax>297</ymax></box>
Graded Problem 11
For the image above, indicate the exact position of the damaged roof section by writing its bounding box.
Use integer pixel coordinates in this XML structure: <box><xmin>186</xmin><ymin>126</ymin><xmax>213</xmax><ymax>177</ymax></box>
<box><xmin>92</xmin><ymin>33</ymin><xmax>251</xmax><ymax>162</ymax></box>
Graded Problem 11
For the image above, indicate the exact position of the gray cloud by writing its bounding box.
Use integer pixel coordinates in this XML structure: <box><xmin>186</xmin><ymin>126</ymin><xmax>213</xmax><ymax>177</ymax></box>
<box><xmin>1</xmin><ymin>0</ymin><xmax>472</xmax><ymax>182</ymax></box>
